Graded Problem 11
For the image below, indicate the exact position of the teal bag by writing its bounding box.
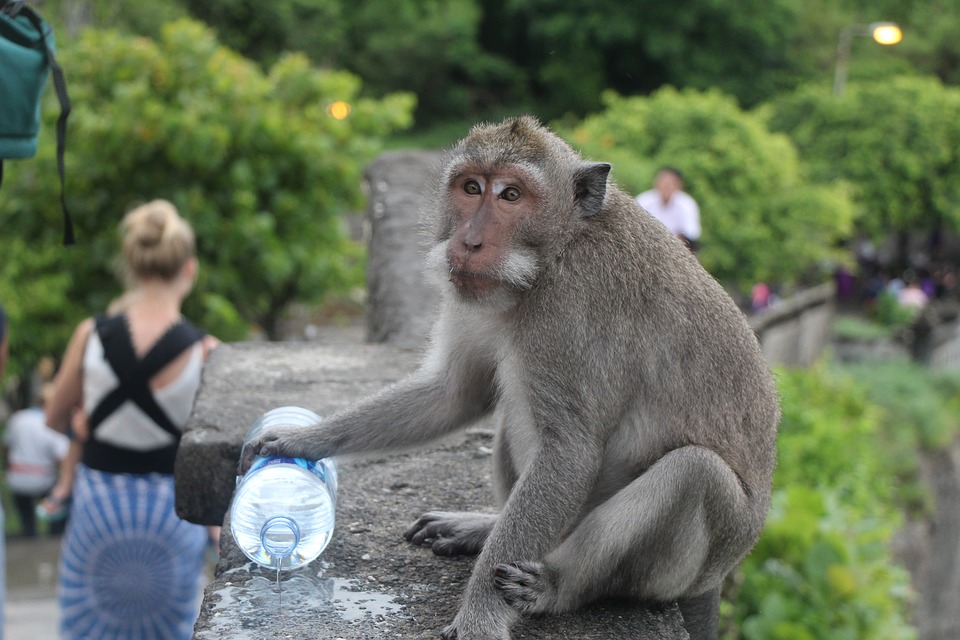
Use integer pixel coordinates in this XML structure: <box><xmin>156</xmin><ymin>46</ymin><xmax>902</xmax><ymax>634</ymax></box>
<box><xmin>0</xmin><ymin>0</ymin><xmax>74</xmax><ymax>244</ymax></box>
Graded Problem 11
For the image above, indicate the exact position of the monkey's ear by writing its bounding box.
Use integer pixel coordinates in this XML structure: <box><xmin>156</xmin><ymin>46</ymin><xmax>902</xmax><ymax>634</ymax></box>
<box><xmin>573</xmin><ymin>163</ymin><xmax>611</xmax><ymax>218</ymax></box>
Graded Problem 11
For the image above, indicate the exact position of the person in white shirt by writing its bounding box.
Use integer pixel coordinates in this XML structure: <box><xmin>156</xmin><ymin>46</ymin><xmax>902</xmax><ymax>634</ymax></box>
<box><xmin>2</xmin><ymin>384</ymin><xmax>71</xmax><ymax>536</ymax></box>
<box><xmin>635</xmin><ymin>167</ymin><xmax>701</xmax><ymax>252</ymax></box>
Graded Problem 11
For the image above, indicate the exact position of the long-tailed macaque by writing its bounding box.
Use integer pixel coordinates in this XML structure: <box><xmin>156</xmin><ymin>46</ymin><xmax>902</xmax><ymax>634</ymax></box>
<box><xmin>243</xmin><ymin>116</ymin><xmax>780</xmax><ymax>640</ymax></box>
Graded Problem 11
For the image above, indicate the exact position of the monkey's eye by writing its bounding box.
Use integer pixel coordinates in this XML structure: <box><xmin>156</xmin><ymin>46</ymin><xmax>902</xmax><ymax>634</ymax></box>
<box><xmin>463</xmin><ymin>180</ymin><xmax>482</xmax><ymax>195</ymax></box>
<box><xmin>500</xmin><ymin>186</ymin><xmax>522</xmax><ymax>202</ymax></box>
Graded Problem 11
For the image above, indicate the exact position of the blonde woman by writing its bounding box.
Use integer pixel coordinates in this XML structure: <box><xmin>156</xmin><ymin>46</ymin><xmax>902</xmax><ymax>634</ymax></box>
<box><xmin>46</xmin><ymin>200</ymin><xmax>219</xmax><ymax>639</ymax></box>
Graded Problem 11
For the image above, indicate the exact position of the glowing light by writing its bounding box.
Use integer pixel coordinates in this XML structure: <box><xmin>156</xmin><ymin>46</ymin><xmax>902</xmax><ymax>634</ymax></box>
<box><xmin>871</xmin><ymin>23</ymin><xmax>903</xmax><ymax>46</ymax></box>
<box><xmin>327</xmin><ymin>101</ymin><xmax>351</xmax><ymax>120</ymax></box>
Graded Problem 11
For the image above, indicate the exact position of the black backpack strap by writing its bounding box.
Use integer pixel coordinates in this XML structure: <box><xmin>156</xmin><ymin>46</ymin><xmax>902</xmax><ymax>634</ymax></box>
<box><xmin>88</xmin><ymin>315</ymin><xmax>205</xmax><ymax>436</ymax></box>
<box><xmin>18</xmin><ymin>5</ymin><xmax>73</xmax><ymax>245</ymax></box>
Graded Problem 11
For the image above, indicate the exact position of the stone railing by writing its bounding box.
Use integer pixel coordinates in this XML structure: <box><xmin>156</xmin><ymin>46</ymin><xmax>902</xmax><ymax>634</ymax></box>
<box><xmin>748</xmin><ymin>282</ymin><xmax>837</xmax><ymax>368</ymax></box>
<box><xmin>177</xmin><ymin>342</ymin><xmax>687</xmax><ymax>639</ymax></box>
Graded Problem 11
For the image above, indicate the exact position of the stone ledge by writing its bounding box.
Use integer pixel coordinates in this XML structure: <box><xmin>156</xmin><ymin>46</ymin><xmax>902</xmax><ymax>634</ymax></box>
<box><xmin>178</xmin><ymin>338</ymin><xmax>687</xmax><ymax>639</ymax></box>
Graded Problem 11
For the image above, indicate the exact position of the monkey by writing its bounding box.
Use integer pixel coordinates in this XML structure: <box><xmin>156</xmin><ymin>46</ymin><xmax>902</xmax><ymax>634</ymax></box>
<box><xmin>242</xmin><ymin>115</ymin><xmax>780</xmax><ymax>640</ymax></box>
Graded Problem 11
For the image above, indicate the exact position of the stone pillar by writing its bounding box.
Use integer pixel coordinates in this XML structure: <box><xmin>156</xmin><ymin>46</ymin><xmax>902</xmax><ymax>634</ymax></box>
<box><xmin>363</xmin><ymin>150</ymin><xmax>445</xmax><ymax>348</ymax></box>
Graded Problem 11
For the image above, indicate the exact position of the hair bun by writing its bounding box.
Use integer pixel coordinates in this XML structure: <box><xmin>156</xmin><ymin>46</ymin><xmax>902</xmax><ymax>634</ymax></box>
<box><xmin>120</xmin><ymin>200</ymin><xmax>196</xmax><ymax>282</ymax></box>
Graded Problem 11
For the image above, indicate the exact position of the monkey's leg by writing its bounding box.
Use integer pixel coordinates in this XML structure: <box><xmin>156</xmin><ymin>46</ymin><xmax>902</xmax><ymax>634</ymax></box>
<box><xmin>494</xmin><ymin>446</ymin><xmax>755</xmax><ymax>630</ymax></box>
<box><xmin>676</xmin><ymin>587</ymin><xmax>722</xmax><ymax>640</ymax></box>
<box><xmin>404</xmin><ymin>511</ymin><xmax>499</xmax><ymax>556</ymax></box>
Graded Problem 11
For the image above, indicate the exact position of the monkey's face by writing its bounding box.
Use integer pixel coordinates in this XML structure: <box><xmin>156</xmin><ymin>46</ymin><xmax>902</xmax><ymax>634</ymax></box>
<box><xmin>436</xmin><ymin>163</ymin><xmax>542</xmax><ymax>303</ymax></box>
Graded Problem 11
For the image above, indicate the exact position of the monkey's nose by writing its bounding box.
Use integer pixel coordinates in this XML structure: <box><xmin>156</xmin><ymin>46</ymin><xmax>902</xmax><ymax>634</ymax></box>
<box><xmin>462</xmin><ymin>232</ymin><xmax>482</xmax><ymax>251</ymax></box>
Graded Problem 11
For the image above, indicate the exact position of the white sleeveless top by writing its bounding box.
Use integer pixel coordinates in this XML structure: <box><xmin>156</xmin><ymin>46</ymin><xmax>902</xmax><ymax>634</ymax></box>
<box><xmin>83</xmin><ymin>329</ymin><xmax>203</xmax><ymax>451</ymax></box>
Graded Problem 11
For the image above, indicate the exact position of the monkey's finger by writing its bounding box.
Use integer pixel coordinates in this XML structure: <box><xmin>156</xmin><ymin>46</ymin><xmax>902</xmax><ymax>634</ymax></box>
<box><xmin>407</xmin><ymin>522</ymin><xmax>444</xmax><ymax>546</ymax></box>
<box><xmin>431</xmin><ymin>538</ymin><xmax>473</xmax><ymax>556</ymax></box>
<box><xmin>252</xmin><ymin>431</ymin><xmax>285</xmax><ymax>457</ymax></box>
<box><xmin>493</xmin><ymin>563</ymin><xmax>536</xmax><ymax>587</ymax></box>
<box><xmin>440</xmin><ymin>625</ymin><xmax>458</xmax><ymax>639</ymax></box>
<box><xmin>403</xmin><ymin>512</ymin><xmax>445</xmax><ymax>541</ymax></box>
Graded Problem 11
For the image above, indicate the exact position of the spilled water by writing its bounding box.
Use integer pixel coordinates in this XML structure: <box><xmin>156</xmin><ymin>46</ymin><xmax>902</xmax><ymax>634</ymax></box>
<box><xmin>202</xmin><ymin>567</ymin><xmax>404</xmax><ymax>639</ymax></box>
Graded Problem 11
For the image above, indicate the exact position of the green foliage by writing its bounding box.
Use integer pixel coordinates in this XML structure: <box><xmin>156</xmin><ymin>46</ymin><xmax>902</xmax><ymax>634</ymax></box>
<box><xmin>724</xmin><ymin>366</ymin><xmax>916</xmax><ymax>640</ymax></box>
<box><xmin>839</xmin><ymin>0</ymin><xmax>960</xmax><ymax>87</ymax></box>
<box><xmin>186</xmin><ymin>0</ymin><xmax>524</xmax><ymax>123</ymax></box>
<box><xmin>507</xmin><ymin>0</ymin><xmax>828</xmax><ymax>115</ymax></box>
<box><xmin>839</xmin><ymin>359</ymin><xmax>960</xmax><ymax>454</ymax></box>
<box><xmin>339</xmin><ymin>0</ymin><xmax>522</xmax><ymax>122</ymax></box>
<box><xmin>763</xmin><ymin>77</ymin><xmax>960</xmax><ymax>242</ymax></box>
<box><xmin>186</xmin><ymin>0</ymin><xmax>343</xmax><ymax>67</ymax></box>
<box><xmin>36</xmin><ymin>0</ymin><xmax>960</xmax><ymax>134</ymax></box>
<box><xmin>561</xmin><ymin>88</ymin><xmax>856</xmax><ymax>292</ymax></box>
<box><xmin>39</xmin><ymin>0</ymin><xmax>189</xmax><ymax>39</ymax></box>
<box><xmin>872</xmin><ymin>290</ymin><xmax>919</xmax><ymax>329</ymax></box>
<box><xmin>0</xmin><ymin>241</ymin><xmax>83</xmax><ymax>382</ymax></box>
<box><xmin>832</xmin><ymin>315</ymin><xmax>896</xmax><ymax>342</ymax></box>
<box><xmin>0</xmin><ymin>19</ymin><xmax>415</xmax><ymax>378</ymax></box>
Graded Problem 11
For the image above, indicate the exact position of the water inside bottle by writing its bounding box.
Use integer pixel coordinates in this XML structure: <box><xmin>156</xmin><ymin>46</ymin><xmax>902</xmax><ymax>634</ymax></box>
<box><xmin>231</xmin><ymin>462</ymin><xmax>335</xmax><ymax>570</ymax></box>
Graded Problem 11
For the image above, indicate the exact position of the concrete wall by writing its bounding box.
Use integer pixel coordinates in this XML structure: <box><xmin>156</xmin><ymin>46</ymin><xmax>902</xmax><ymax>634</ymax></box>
<box><xmin>179</xmin><ymin>342</ymin><xmax>687</xmax><ymax>639</ymax></box>
<box><xmin>749</xmin><ymin>283</ymin><xmax>836</xmax><ymax>368</ymax></box>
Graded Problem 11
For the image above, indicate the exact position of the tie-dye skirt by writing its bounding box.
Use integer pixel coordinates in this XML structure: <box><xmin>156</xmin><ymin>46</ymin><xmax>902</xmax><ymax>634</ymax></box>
<box><xmin>58</xmin><ymin>464</ymin><xmax>207</xmax><ymax>640</ymax></box>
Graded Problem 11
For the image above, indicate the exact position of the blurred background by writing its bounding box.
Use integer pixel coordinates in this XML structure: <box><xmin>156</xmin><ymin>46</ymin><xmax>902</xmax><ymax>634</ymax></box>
<box><xmin>2</xmin><ymin>1</ymin><xmax>960</xmax><ymax>638</ymax></box>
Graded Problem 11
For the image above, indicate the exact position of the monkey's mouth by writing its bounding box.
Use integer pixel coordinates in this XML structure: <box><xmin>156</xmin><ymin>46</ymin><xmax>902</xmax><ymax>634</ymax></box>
<box><xmin>449</xmin><ymin>268</ymin><xmax>499</xmax><ymax>296</ymax></box>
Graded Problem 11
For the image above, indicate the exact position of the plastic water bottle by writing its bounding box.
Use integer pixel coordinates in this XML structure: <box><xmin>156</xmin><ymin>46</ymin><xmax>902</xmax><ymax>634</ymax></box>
<box><xmin>230</xmin><ymin>406</ymin><xmax>338</xmax><ymax>571</ymax></box>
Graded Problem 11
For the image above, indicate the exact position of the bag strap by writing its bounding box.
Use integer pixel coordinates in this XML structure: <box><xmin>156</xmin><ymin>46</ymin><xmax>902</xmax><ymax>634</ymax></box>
<box><xmin>1</xmin><ymin>1</ymin><xmax>26</xmax><ymax>17</ymax></box>
<box><xmin>0</xmin><ymin>1</ymin><xmax>19</xmax><ymax>191</ymax></box>
<box><xmin>16</xmin><ymin>5</ymin><xmax>74</xmax><ymax>245</ymax></box>
<box><xmin>88</xmin><ymin>314</ymin><xmax>206</xmax><ymax>436</ymax></box>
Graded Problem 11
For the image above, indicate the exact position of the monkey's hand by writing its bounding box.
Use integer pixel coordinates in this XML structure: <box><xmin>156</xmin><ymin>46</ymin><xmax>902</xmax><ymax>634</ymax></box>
<box><xmin>237</xmin><ymin>426</ymin><xmax>333</xmax><ymax>475</ymax></box>
<box><xmin>440</xmin><ymin>613</ymin><xmax>511</xmax><ymax>640</ymax></box>
<box><xmin>493</xmin><ymin>561</ymin><xmax>555</xmax><ymax>615</ymax></box>
<box><xmin>437</xmin><ymin>560</ymin><xmax>519</xmax><ymax>640</ymax></box>
<box><xmin>404</xmin><ymin>511</ymin><xmax>498</xmax><ymax>556</ymax></box>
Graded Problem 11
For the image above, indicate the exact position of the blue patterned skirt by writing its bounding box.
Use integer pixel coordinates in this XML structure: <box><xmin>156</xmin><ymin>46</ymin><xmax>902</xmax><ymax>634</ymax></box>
<box><xmin>58</xmin><ymin>464</ymin><xmax>207</xmax><ymax>640</ymax></box>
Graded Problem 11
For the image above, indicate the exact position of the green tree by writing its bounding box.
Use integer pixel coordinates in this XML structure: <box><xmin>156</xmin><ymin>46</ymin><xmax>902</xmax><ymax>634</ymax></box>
<box><xmin>186</xmin><ymin>0</ymin><xmax>344</xmax><ymax>67</ymax></box>
<box><xmin>763</xmin><ymin>76</ymin><xmax>960</xmax><ymax>257</ymax></box>
<box><xmin>0</xmin><ymin>241</ymin><xmax>82</xmax><ymax>383</ymax></box>
<box><xmin>40</xmin><ymin>0</ymin><xmax>188</xmax><ymax>38</ymax></box>
<box><xmin>182</xmin><ymin>0</ymin><xmax>522</xmax><ymax>123</ymax></box>
<box><xmin>835</xmin><ymin>0</ymin><xmax>960</xmax><ymax>86</ymax></box>
<box><xmin>338</xmin><ymin>0</ymin><xmax>521</xmax><ymax>122</ymax></box>
<box><xmin>490</xmin><ymin>0</ymin><xmax>847</xmax><ymax>117</ymax></box>
<box><xmin>562</xmin><ymin>88</ymin><xmax>856</xmax><ymax>293</ymax></box>
<box><xmin>0</xmin><ymin>19</ymin><xmax>415</xmax><ymax>379</ymax></box>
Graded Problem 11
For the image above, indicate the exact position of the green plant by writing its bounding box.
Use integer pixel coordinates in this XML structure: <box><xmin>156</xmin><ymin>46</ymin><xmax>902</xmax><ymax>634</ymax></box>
<box><xmin>723</xmin><ymin>366</ymin><xmax>917</xmax><ymax>639</ymax></box>
<box><xmin>872</xmin><ymin>291</ymin><xmax>919</xmax><ymax>330</ymax></box>
<box><xmin>560</xmin><ymin>87</ymin><xmax>856</xmax><ymax>294</ymax></box>
<box><xmin>832</xmin><ymin>315</ymin><xmax>895</xmax><ymax>342</ymax></box>
<box><xmin>730</xmin><ymin>486</ymin><xmax>915</xmax><ymax>640</ymax></box>
<box><xmin>839</xmin><ymin>359</ymin><xmax>960</xmax><ymax>454</ymax></box>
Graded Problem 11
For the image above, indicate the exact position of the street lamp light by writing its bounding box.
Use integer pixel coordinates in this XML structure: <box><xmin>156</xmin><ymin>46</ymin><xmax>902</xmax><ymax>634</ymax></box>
<box><xmin>833</xmin><ymin>22</ymin><xmax>903</xmax><ymax>95</ymax></box>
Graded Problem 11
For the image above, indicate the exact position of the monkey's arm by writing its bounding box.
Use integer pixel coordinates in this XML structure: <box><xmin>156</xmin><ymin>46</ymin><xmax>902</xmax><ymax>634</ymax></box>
<box><xmin>243</xmin><ymin>341</ymin><xmax>496</xmax><ymax>468</ymax></box>
<box><xmin>443</xmin><ymin>427</ymin><xmax>605</xmax><ymax>639</ymax></box>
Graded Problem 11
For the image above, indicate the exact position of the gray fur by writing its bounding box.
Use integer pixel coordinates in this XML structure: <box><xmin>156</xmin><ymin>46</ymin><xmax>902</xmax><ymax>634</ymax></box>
<box><xmin>244</xmin><ymin>116</ymin><xmax>780</xmax><ymax>640</ymax></box>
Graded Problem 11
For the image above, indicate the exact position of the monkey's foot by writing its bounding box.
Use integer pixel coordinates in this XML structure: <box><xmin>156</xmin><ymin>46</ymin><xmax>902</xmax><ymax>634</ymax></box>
<box><xmin>440</xmin><ymin>623</ymin><xmax>510</xmax><ymax>640</ymax></box>
<box><xmin>494</xmin><ymin>561</ymin><xmax>555</xmax><ymax>615</ymax></box>
<box><xmin>404</xmin><ymin>511</ymin><xmax>497</xmax><ymax>556</ymax></box>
